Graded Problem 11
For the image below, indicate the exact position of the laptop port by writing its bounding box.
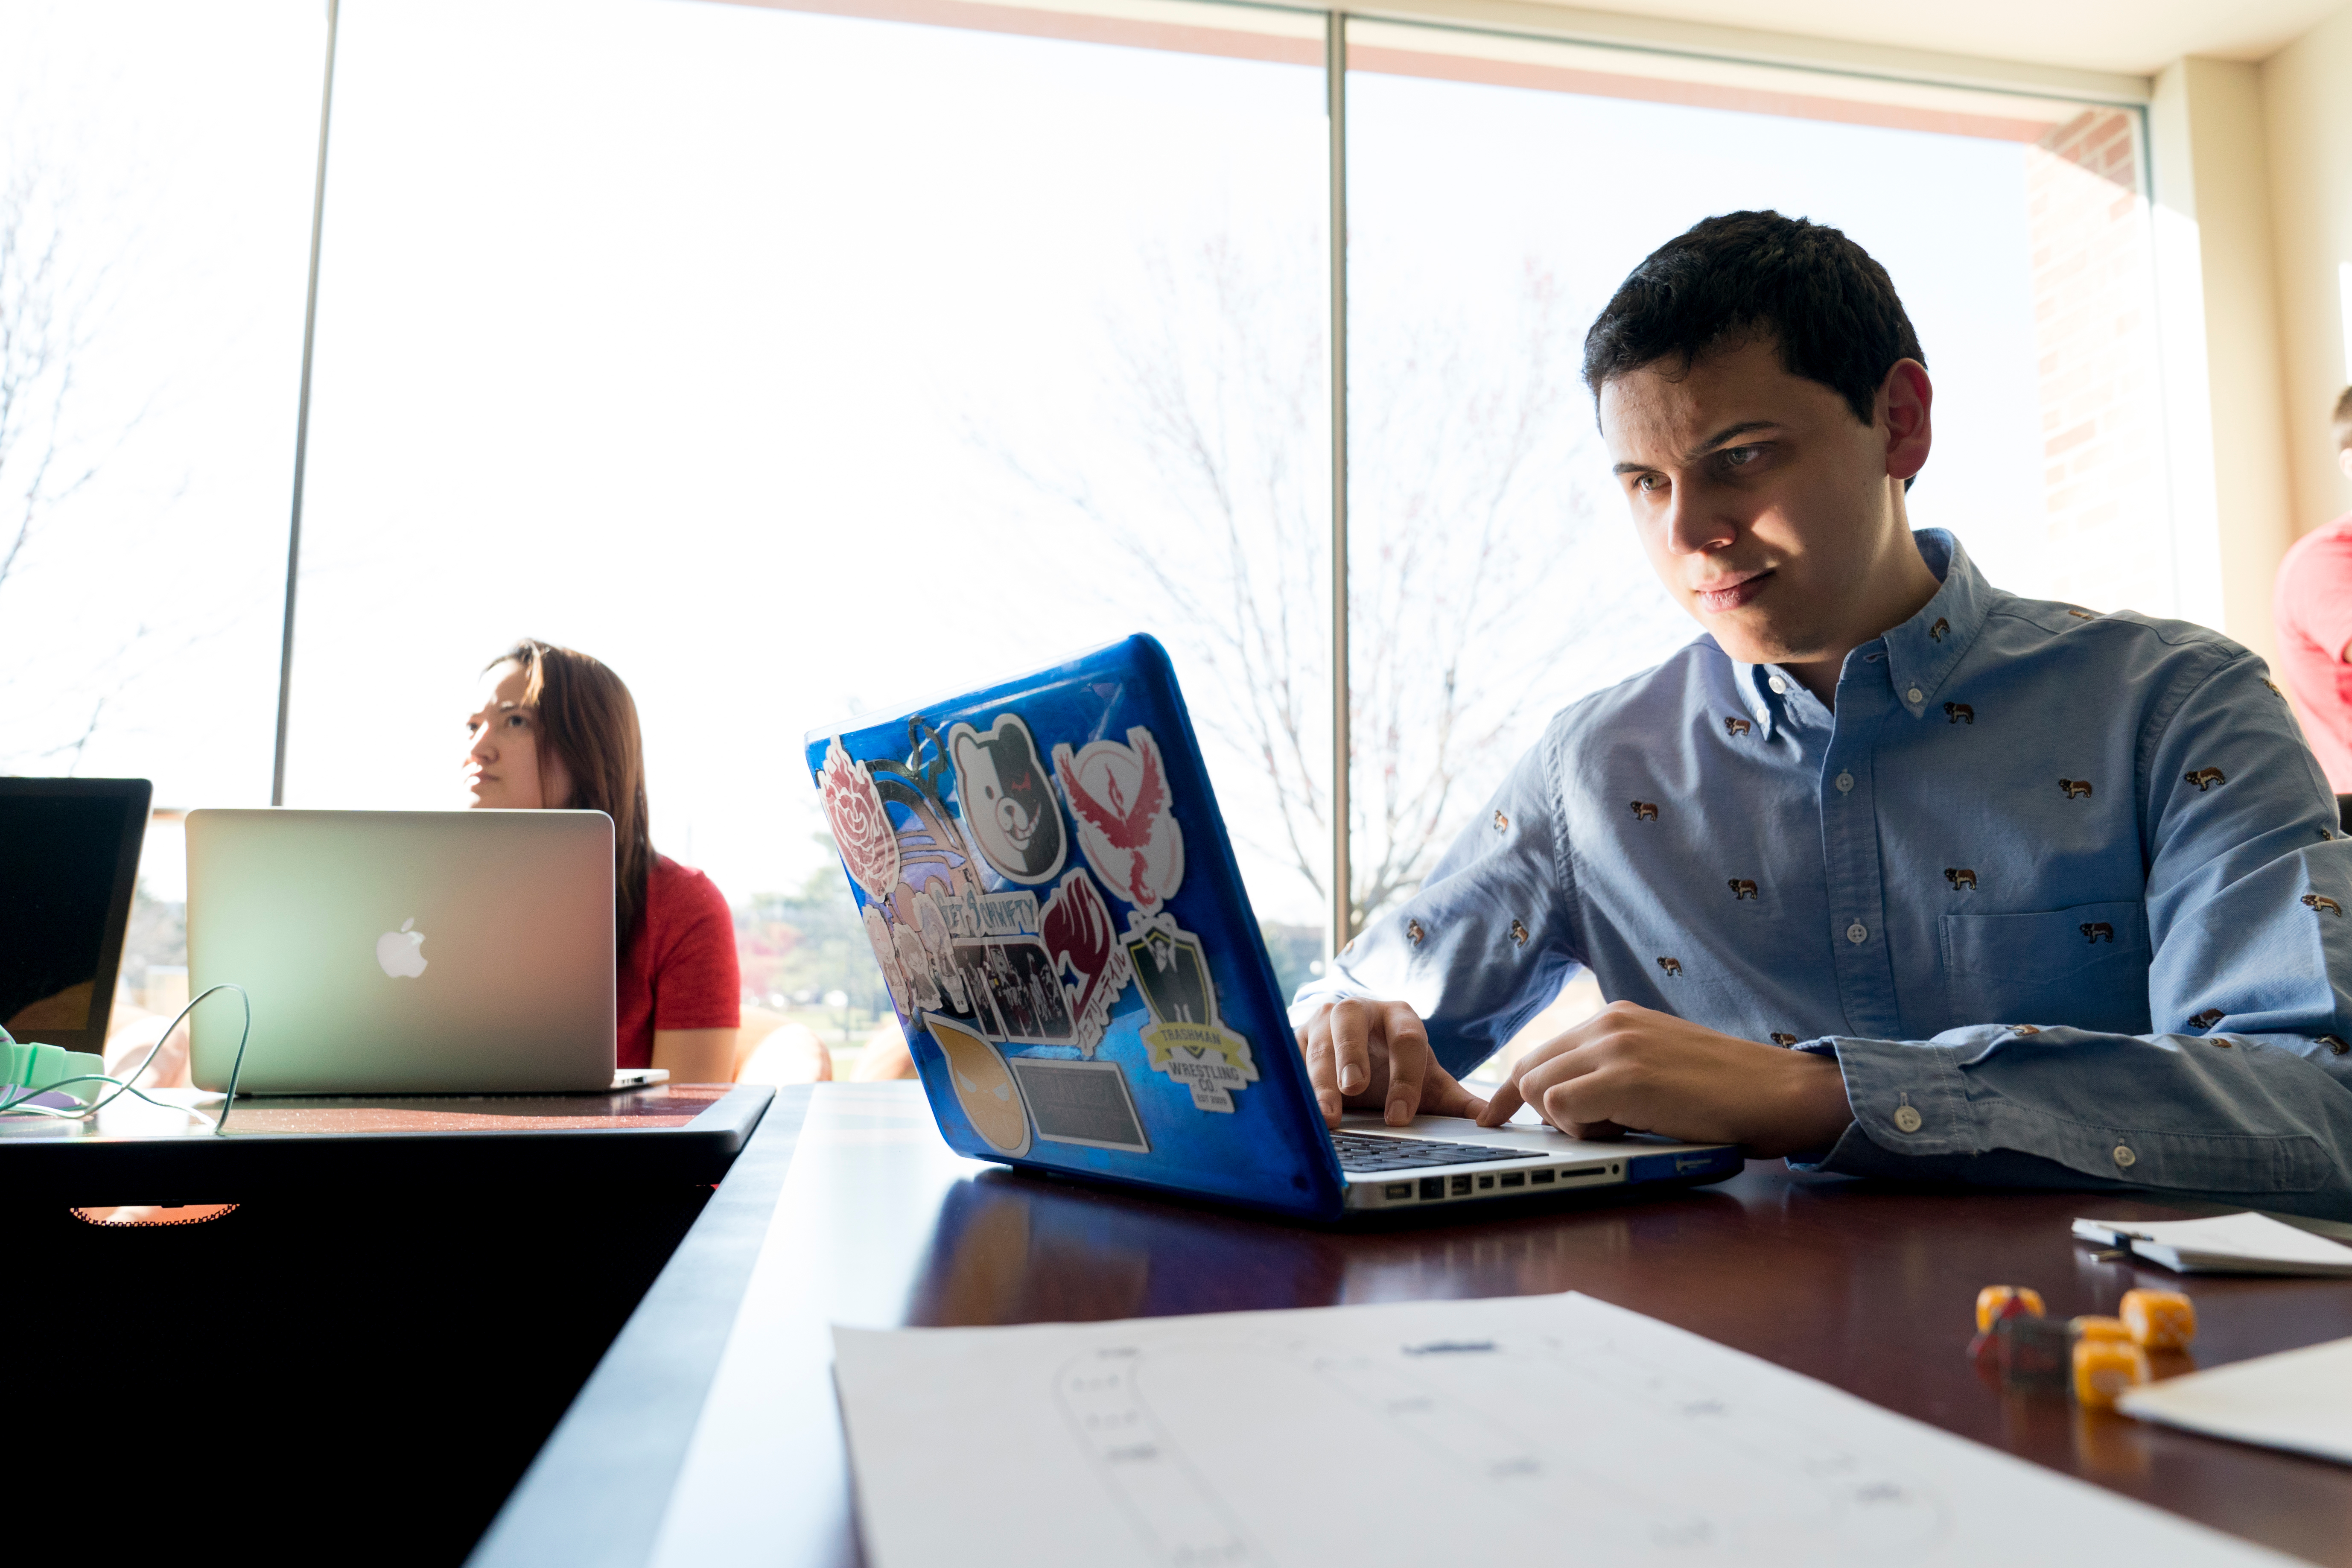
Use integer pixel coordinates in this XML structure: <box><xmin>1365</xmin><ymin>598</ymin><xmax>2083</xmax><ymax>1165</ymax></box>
<box><xmin>1449</xmin><ymin>1174</ymin><xmax>1471</xmax><ymax>1196</ymax></box>
<box><xmin>1530</xmin><ymin>1169</ymin><xmax>1555</xmax><ymax>1185</ymax></box>
<box><xmin>1384</xmin><ymin>1183</ymin><xmax>1413</xmax><ymax>1200</ymax></box>
<box><xmin>1477</xmin><ymin>1174</ymin><xmax>1494</xmax><ymax>1190</ymax></box>
<box><xmin>1499</xmin><ymin>1172</ymin><xmax>1524</xmax><ymax>1188</ymax></box>
<box><xmin>1420</xmin><ymin>1177</ymin><xmax>1445</xmax><ymax>1201</ymax></box>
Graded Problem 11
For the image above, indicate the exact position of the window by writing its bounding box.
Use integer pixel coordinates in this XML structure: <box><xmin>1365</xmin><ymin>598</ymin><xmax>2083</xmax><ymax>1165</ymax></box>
<box><xmin>1341</xmin><ymin>21</ymin><xmax>2164</xmax><ymax>935</ymax></box>
<box><xmin>283</xmin><ymin>0</ymin><xmax>1330</xmax><ymax>1054</ymax></box>
<box><xmin>10</xmin><ymin>0</ymin><xmax>2171</xmax><ymax>1049</ymax></box>
<box><xmin>0</xmin><ymin>0</ymin><xmax>324</xmax><ymax>1010</ymax></box>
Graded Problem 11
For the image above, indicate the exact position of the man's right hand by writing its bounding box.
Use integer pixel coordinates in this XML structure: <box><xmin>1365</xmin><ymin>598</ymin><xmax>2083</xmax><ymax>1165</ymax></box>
<box><xmin>1294</xmin><ymin>999</ymin><xmax>1488</xmax><ymax>1129</ymax></box>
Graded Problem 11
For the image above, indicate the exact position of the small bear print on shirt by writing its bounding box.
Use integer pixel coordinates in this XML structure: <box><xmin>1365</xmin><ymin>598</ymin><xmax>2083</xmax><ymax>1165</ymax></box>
<box><xmin>2068</xmin><ymin>608</ymin><xmax>2096</xmax><ymax>619</ymax></box>
<box><xmin>1509</xmin><ymin>919</ymin><xmax>1530</xmax><ymax>948</ymax></box>
<box><xmin>2320</xmin><ymin>1035</ymin><xmax>2349</xmax><ymax>1056</ymax></box>
<box><xmin>1492</xmin><ymin>809</ymin><xmax>1509</xmax><ymax>833</ymax></box>
<box><xmin>2190</xmin><ymin>1009</ymin><xmax>2225</xmax><ymax>1029</ymax></box>
<box><xmin>1656</xmin><ymin>956</ymin><xmax>1683</xmax><ymax>976</ymax></box>
<box><xmin>1929</xmin><ymin>617</ymin><xmax>1949</xmax><ymax>642</ymax></box>
<box><xmin>1728</xmin><ymin>878</ymin><xmax>1759</xmax><ymax>900</ymax></box>
<box><xmin>2059</xmin><ymin>778</ymin><xmax>2093</xmax><ymax>799</ymax></box>
<box><xmin>1944</xmin><ymin>702</ymin><xmax>1975</xmax><ymax>724</ymax></box>
<box><xmin>1770</xmin><ymin>1032</ymin><xmax>1799</xmax><ymax>1046</ymax></box>
<box><xmin>2009</xmin><ymin>1025</ymin><xmax>2043</xmax><ymax>1035</ymax></box>
<box><xmin>2304</xmin><ymin>894</ymin><xmax>2343</xmax><ymax>917</ymax></box>
<box><xmin>1631</xmin><ymin>800</ymin><xmax>1658</xmax><ymax>820</ymax></box>
<box><xmin>1724</xmin><ymin>716</ymin><xmax>1752</xmax><ymax>737</ymax></box>
<box><xmin>2081</xmin><ymin>921</ymin><xmax>2116</xmax><ymax>943</ymax></box>
<box><xmin>2184</xmin><ymin>767</ymin><xmax>2227</xmax><ymax>791</ymax></box>
<box><xmin>1945</xmin><ymin>867</ymin><xmax>1977</xmax><ymax>891</ymax></box>
<box><xmin>1405</xmin><ymin>918</ymin><xmax>1425</xmax><ymax>946</ymax></box>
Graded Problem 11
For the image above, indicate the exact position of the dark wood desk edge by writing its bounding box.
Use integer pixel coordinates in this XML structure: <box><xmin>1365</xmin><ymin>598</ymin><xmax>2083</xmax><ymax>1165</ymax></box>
<box><xmin>467</xmin><ymin>1083</ymin><xmax>814</xmax><ymax>1568</ymax></box>
<box><xmin>0</xmin><ymin>1083</ymin><xmax>776</xmax><ymax>1204</ymax></box>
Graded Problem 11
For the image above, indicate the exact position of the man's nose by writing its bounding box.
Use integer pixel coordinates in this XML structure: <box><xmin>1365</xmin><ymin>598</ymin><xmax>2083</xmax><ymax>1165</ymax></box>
<box><xmin>1663</xmin><ymin>484</ymin><xmax>1735</xmax><ymax>556</ymax></box>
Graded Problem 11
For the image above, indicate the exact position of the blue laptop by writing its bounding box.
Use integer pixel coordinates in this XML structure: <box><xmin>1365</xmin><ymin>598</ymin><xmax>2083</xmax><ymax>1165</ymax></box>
<box><xmin>805</xmin><ymin>635</ymin><xmax>1740</xmax><ymax>1223</ymax></box>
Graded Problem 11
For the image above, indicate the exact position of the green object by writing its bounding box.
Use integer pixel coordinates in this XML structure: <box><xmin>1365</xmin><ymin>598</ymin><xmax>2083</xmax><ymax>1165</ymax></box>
<box><xmin>1</xmin><ymin>1039</ymin><xmax>107</xmax><ymax>1106</ymax></box>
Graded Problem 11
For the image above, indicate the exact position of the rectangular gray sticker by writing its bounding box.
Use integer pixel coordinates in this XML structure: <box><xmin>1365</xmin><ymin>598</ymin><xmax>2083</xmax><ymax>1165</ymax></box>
<box><xmin>1007</xmin><ymin>1057</ymin><xmax>1150</xmax><ymax>1153</ymax></box>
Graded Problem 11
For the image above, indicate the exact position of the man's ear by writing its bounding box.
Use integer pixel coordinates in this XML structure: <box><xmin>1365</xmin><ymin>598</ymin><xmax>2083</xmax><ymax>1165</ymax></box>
<box><xmin>2337</xmin><ymin>446</ymin><xmax>2352</xmax><ymax>484</ymax></box>
<box><xmin>1879</xmin><ymin>359</ymin><xmax>1932</xmax><ymax>485</ymax></box>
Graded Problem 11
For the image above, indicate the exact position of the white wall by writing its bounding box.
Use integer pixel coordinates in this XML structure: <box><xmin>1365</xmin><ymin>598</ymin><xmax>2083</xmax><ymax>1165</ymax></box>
<box><xmin>2263</xmin><ymin>0</ymin><xmax>2352</xmax><ymax>539</ymax></box>
<box><xmin>2148</xmin><ymin>56</ymin><xmax>2293</xmax><ymax>665</ymax></box>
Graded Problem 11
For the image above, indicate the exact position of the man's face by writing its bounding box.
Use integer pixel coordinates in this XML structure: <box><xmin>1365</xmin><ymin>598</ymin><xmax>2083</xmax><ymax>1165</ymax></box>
<box><xmin>1600</xmin><ymin>336</ymin><xmax>1927</xmax><ymax>669</ymax></box>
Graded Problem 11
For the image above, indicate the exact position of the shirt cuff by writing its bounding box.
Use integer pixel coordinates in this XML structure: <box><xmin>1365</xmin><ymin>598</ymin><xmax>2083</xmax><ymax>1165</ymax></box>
<box><xmin>1797</xmin><ymin>1036</ymin><xmax>1986</xmax><ymax>1164</ymax></box>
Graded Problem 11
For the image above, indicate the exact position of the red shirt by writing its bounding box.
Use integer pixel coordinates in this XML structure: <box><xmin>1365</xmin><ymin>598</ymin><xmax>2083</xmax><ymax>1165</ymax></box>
<box><xmin>616</xmin><ymin>855</ymin><xmax>740</xmax><ymax>1070</ymax></box>
<box><xmin>2274</xmin><ymin>513</ymin><xmax>2352</xmax><ymax>790</ymax></box>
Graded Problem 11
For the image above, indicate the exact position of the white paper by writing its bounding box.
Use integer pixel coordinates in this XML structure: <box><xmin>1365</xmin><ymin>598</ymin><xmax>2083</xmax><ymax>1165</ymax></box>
<box><xmin>2073</xmin><ymin>1212</ymin><xmax>2352</xmax><ymax>1274</ymax></box>
<box><xmin>2119</xmin><ymin>1335</ymin><xmax>2352</xmax><ymax>1465</ymax></box>
<box><xmin>832</xmin><ymin>1291</ymin><xmax>2292</xmax><ymax>1567</ymax></box>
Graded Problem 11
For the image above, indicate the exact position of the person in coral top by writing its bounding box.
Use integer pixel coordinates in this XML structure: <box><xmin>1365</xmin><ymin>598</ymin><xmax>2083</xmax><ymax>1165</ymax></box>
<box><xmin>464</xmin><ymin>639</ymin><xmax>740</xmax><ymax>1080</ymax></box>
<box><xmin>2274</xmin><ymin>388</ymin><xmax>2352</xmax><ymax>791</ymax></box>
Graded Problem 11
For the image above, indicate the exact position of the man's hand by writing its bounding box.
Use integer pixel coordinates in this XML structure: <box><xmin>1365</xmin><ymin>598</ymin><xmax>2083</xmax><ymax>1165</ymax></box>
<box><xmin>1295</xmin><ymin>999</ymin><xmax>1488</xmax><ymax>1129</ymax></box>
<box><xmin>1475</xmin><ymin>1001</ymin><xmax>1852</xmax><ymax>1157</ymax></box>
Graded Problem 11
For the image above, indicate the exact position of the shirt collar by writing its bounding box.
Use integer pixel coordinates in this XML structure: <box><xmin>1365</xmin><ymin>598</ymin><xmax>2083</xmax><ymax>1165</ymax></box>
<box><xmin>1718</xmin><ymin>529</ymin><xmax>1985</xmax><ymax>735</ymax></box>
<box><xmin>1880</xmin><ymin>530</ymin><xmax>1987</xmax><ymax>718</ymax></box>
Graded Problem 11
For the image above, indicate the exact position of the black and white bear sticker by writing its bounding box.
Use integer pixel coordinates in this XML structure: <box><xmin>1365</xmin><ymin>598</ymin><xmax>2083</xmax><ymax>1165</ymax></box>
<box><xmin>948</xmin><ymin>713</ymin><xmax>1068</xmax><ymax>886</ymax></box>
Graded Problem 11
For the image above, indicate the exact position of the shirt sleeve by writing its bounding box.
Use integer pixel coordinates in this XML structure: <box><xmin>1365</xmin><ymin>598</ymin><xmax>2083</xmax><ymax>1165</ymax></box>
<box><xmin>1801</xmin><ymin>650</ymin><xmax>2352</xmax><ymax>1216</ymax></box>
<box><xmin>2278</xmin><ymin>529</ymin><xmax>2352</xmax><ymax>663</ymax></box>
<box><xmin>649</xmin><ymin>867</ymin><xmax>744</xmax><ymax>1032</ymax></box>
<box><xmin>1288</xmin><ymin>721</ymin><xmax>1585</xmax><ymax>1079</ymax></box>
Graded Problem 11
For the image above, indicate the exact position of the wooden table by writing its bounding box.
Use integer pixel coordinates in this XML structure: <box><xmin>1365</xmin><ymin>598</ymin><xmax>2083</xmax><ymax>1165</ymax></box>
<box><xmin>9</xmin><ymin>1083</ymin><xmax>772</xmax><ymax>1565</ymax></box>
<box><xmin>478</xmin><ymin>1082</ymin><xmax>2352</xmax><ymax>1567</ymax></box>
<box><xmin>0</xmin><ymin>1080</ymin><xmax>771</xmax><ymax>1203</ymax></box>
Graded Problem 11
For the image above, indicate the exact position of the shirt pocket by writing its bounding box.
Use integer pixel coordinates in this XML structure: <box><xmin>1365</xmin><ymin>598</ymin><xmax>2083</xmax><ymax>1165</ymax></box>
<box><xmin>1941</xmin><ymin>900</ymin><xmax>2152</xmax><ymax>1036</ymax></box>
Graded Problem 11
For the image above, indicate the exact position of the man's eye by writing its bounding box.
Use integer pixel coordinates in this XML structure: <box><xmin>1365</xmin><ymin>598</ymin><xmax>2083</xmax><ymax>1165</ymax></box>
<box><xmin>1634</xmin><ymin>473</ymin><xmax>1666</xmax><ymax>493</ymax></box>
<box><xmin>1721</xmin><ymin>446</ymin><xmax>1763</xmax><ymax>468</ymax></box>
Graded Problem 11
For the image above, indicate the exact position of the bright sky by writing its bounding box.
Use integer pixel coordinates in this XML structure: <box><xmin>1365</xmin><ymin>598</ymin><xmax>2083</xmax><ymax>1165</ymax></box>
<box><xmin>0</xmin><ymin>0</ymin><xmax>2103</xmax><ymax>929</ymax></box>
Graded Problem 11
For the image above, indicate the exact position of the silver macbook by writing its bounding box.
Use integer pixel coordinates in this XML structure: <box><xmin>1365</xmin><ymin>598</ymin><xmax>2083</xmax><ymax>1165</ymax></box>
<box><xmin>187</xmin><ymin>809</ymin><xmax>627</xmax><ymax>1095</ymax></box>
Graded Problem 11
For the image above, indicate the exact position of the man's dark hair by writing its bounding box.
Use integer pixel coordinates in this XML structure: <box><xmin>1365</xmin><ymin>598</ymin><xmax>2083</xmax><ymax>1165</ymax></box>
<box><xmin>1582</xmin><ymin>211</ymin><xmax>1924</xmax><ymax>427</ymax></box>
<box><xmin>2333</xmin><ymin>386</ymin><xmax>2352</xmax><ymax>453</ymax></box>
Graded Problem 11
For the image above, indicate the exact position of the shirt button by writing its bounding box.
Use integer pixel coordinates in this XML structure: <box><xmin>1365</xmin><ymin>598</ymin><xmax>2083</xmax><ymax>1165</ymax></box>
<box><xmin>1835</xmin><ymin>771</ymin><xmax>1854</xmax><ymax>793</ymax></box>
<box><xmin>2112</xmin><ymin>1145</ymin><xmax>2137</xmax><ymax>1169</ymax></box>
<box><xmin>1906</xmin><ymin>686</ymin><xmax>1925</xmax><ymax>704</ymax></box>
<box><xmin>1893</xmin><ymin>1105</ymin><xmax>1923</xmax><ymax>1133</ymax></box>
<box><xmin>1846</xmin><ymin>922</ymin><xmax>1868</xmax><ymax>944</ymax></box>
<box><xmin>1768</xmin><ymin>676</ymin><xmax>1787</xmax><ymax>694</ymax></box>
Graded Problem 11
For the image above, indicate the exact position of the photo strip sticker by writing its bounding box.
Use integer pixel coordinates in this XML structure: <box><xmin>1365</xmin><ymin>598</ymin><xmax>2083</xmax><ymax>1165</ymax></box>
<box><xmin>1124</xmin><ymin>913</ymin><xmax>1258</xmax><ymax>1112</ymax></box>
<box><xmin>816</xmin><ymin>735</ymin><xmax>900</xmax><ymax>900</ymax></box>
<box><xmin>862</xmin><ymin>904</ymin><xmax>910</xmax><ymax>1016</ymax></box>
<box><xmin>948</xmin><ymin>714</ymin><xmax>1068</xmax><ymax>886</ymax></box>
<box><xmin>922</xmin><ymin>1011</ymin><xmax>1033</xmax><ymax>1156</ymax></box>
<box><xmin>1039</xmin><ymin>867</ymin><xmax>1134</xmax><ymax>1058</ymax></box>
<box><xmin>1051</xmin><ymin>726</ymin><xmax>1185</xmax><ymax>914</ymax></box>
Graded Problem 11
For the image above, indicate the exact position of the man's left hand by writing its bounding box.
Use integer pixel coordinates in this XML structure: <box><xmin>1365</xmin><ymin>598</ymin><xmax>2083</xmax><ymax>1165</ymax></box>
<box><xmin>1474</xmin><ymin>1001</ymin><xmax>1853</xmax><ymax>1158</ymax></box>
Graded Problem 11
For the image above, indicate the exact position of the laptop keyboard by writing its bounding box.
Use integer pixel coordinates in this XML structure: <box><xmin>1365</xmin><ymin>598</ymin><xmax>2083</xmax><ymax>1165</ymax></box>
<box><xmin>1330</xmin><ymin>1130</ymin><xmax>1527</xmax><ymax>1172</ymax></box>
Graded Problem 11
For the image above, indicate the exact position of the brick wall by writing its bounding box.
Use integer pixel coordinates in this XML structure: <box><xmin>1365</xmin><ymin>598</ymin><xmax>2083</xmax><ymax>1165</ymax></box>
<box><xmin>2025</xmin><ymin>108</ymin><xmax>2176</xmax><ymax>616</ymax></box>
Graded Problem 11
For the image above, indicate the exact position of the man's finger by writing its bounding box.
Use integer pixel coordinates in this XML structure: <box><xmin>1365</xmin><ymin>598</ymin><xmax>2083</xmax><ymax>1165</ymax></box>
<box><xmin>1379</xmin><ymin>1002</ymin><xmax>1429</xmax><ymax>1124</ymax></box>
<box><xmin>1328</xmin><ymin>1000</ymin><xmax>1374</xmax><ymax>1098</ymax></box>
<box><xmin>1299</xmin><ymin>1011</ymin><xmax>1342</xmax><ymax>1125</ymax></box>
<box><xmin>1474</xmin><ymin>1075</ymin><xmax>1523</xmax><ymax>1127</ymax></box>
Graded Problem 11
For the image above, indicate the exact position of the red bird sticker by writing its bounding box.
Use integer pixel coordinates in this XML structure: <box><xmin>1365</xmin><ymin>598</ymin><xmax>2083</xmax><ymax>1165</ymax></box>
<box><xmin>1052</xmin><ymin>727</ymin><xmax>1187</xmax><ymax>914</ymax></box>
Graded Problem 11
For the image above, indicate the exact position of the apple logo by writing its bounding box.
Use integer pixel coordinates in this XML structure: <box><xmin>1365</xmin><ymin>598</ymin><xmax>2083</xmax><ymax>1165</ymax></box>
<box><xmin>376</xmin><ymin>917</ymin><xmax>429</xmax><ymax>979</ymax></box>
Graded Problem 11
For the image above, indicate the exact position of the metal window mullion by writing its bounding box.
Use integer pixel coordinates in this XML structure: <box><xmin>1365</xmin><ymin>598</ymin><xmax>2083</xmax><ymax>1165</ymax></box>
<box><xmin>271</xmin><ymin>0</ymin><xmax>343</xmax><ymax>807</ymax></box>
<box><xmin>1327</xmin><ymin>8</ymin><xmax>1351</xmax><ymax>955</ymax></box>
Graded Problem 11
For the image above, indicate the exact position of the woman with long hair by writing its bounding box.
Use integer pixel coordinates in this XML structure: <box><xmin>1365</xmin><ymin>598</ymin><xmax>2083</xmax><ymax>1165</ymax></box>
<box><xmin>463</xmin><ymin>639</ymin><xmax>739</xmax><ymax>1081</ymax></box>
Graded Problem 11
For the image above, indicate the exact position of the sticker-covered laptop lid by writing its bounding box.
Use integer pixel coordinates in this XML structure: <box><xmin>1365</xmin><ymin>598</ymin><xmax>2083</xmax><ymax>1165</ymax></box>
<box><xmin>804</xmin><ymin>635</ymin><xmax>1345</xmax><ymax>1219</ymax></box>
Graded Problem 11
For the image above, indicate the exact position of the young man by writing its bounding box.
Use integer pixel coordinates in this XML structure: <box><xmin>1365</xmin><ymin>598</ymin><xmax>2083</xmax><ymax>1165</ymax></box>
<box><xmin>1292</xmin><ymin>212</ymin><xmax>2352</xmax><ymax>1215</ymax></box>
<box><xmin>2272</xmin><ymin>387</ymin><xmax>2352</xmax><ymax>790</ymax></box>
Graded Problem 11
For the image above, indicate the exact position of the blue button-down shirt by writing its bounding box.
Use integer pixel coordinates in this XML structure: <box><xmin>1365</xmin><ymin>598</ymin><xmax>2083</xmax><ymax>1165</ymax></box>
<box><xmin>1295</xmin><ymin>531</ymin><xmax>2352</xmax><ymax>1217</ymax></box>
